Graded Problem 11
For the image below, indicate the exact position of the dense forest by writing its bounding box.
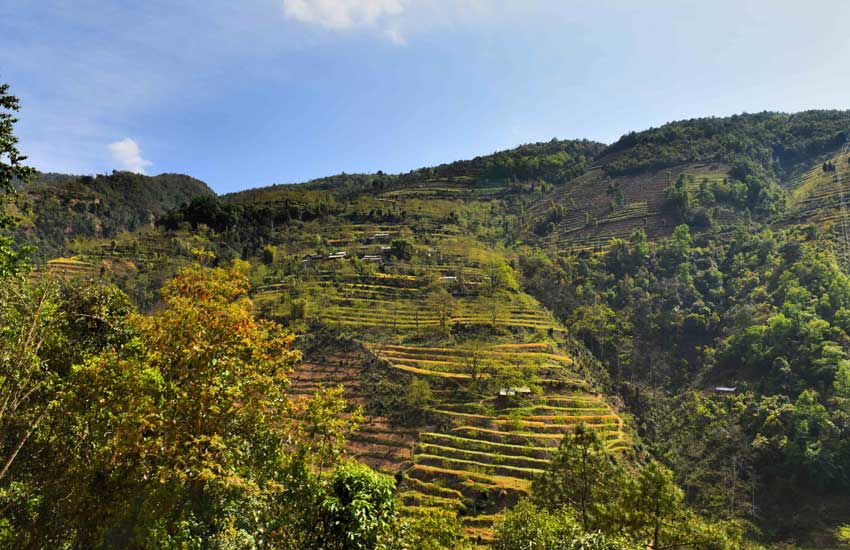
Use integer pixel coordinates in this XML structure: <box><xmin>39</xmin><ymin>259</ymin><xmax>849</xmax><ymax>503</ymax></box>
<box><xmin>520</xmin><ymin>224</ymin><xmax>850</xmax><ymax>533</ymax></box>
<box><xmin>5</xmin><ymin>78</ymin><xmax>850</xmax><ymax>549</ymax></box>
<box><xmin>13</xmin><ymin>171</ymin><xmax>213</xmax><ymax>259</ymax></box>
<box><xmin>603</xmin><ymin>111</ymin><xmax>850</xmax><ymax>178</ymax></box>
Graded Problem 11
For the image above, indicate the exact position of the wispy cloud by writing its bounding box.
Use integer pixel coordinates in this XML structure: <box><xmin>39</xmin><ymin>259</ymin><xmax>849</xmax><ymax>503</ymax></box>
<box><xmin>283</xmin><ymin>0</ymin><xmax>405</xmax><ymax>30</ymax></box>
<box><xmin>280</xmin><ymin>0</ymin><xmax>495</xmax><ymax>44</ymax></box>
<box><xmin>108</xmin><ymin>138</ymin><xmax>152</xmax><ymax>174</ymax></box>
<box><xmin>384</xmin><ymin>27</ymin><xmax>406</xmax><ymax>45</ymax></box>
<box><xmin>2</xmin><ymin>0</ymin><xmax>502</xmax><ymax>178</ymax></box>
<box><xmin>1</xmin><ymin>1</ymin><xmax>285</xmax><ymax>175</ymax></box>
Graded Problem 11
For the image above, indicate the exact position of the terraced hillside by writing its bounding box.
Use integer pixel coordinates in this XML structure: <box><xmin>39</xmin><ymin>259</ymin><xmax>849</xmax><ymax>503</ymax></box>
<box><xmin>38</xmin><ymin>256</ymin><xmax>99</xmax><ymax>279</ymax></box>
<box><xmin>523</xmin><ymin>111</ymin><xmax>850</xmax><ymax>254</ymax></box>
<box><xmin>786</xmin><ymin>145</ymin><xmax>850</xmax><ymax>225</ymax></box>
<box><xmin>22</xmin><ymin>141</ymin><xmax>635</xmax><ymax>546</ymax></box>
<box><xmin>290</xmin><ymin>340</ymin><xmax>419</xmax><ymax>474</ymax></box>
<box><xmin>19</xmin><ymin>110</ymin><xmax>850</xmax><ymax>548</ymax></box>
<box><xmin>529</xmin><ymin>162</ymin><xmax>732</xmax><ymax>252</ymax></box>
<box><xmin>28</xmin><ymin>119</ymin><xmax>850</xmax><ymax>546</ymax></box>
<box><xmin>38</xmin><ymin>226</ymin><xmax>212</xmax><ymax>309</ymax></box>
<box><xmin>247</xmin><ymin>201</ymin><xmax>628</xmax><ymax>545</ymax></box>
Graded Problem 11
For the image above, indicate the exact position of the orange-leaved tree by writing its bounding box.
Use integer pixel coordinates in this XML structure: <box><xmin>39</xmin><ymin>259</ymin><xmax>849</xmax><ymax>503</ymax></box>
<box><xmin>51</xmin><ymin>262</ymin><xmax>360</xmax><ymax>548</ymax></box>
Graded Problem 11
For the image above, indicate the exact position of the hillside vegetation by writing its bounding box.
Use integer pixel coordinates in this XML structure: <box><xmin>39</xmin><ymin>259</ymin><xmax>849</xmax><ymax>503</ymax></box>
<box><xmin>159</xmin><ymin>158</ymin><xmax>631</xmax><ymax>544</ymax></box>
<box><xmin>13</xmin><ymin>170</ymin><xmax>213</xmax><ymax>259</ymax></box>
<box><xmin>528</xmin><ymin>111</ymin><xmax>850</xmax><ymax>256</ymax></box>
<box><xmin>6</xmin><ymin>91</ymin><xmax>850</xmax><ymax>548</ymax></box>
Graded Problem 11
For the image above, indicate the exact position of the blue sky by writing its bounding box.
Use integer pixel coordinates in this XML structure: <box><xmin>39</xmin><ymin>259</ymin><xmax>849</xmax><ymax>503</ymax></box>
<box><xmin>2</xmin><ymin>0</ymin><xmax>850</xmax><ymax>194</ymax></box>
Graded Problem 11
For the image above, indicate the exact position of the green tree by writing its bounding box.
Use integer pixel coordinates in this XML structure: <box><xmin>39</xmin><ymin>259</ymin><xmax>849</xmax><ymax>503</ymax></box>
<box><xmin>47</xmin><ymin>279</ymin><xmax>135</xmax><ymax>368</ymax></box>
<box><xmin>663</xmin><ymin>174</ymin><xmax>692</xmax><ymax>222</ymax></box>
<box><xmin>0</xmin><ymin>277</ymin><xmax>138</xmax><ymax>548</ymax></box>
<box><xmin>620</xmin><ymin>462</ymin><xmax>684</xmax><ymax>550</ymax></box>
<box><xmin>389</xmin><ymin>238</ymin><xmax>414</xmax><ymax>261</ymax></box>
<box><xmin>658</xmin><ymin>224</ymin><xmax>692</xmax><ymax>273</ymax></box>
<box><xmin>629</xmin><ymin>228</ymin><xmax>650</xmax><ymax>267</ymax></box>
<box><xmin>0</xmin><ymin>82</ymin><xmax>36</xmax><ymax>278</ymax></box>
<box><xmin>532</xmin><ymin>425</ymin><xmax>622</xmax><ymax>531</ymax></box>
<box><xmin>400</xmin><ymin>378</ymin><xmax>433</xmax><ymax>423</ymax></box>
<box><xmin>570</xmin><ymin>302</ymin><xmax>617</xmax><ymax>361</ymax></box>
<box><xmin>487</xmin><ymin>291</ymin><xmax>510</xmax><ymax>327</ymax></box>
<box><xmin>528</xmin><ymin>427</ymin><xmax>742</xmax><ymax>550</ymax></box>
<box><xmin>492</xmin><ymin>499</ymin><xmax>580</xmax><ymax>550</ymax></box>
<box><xmin>261</xmin><ymin>244</ymin><xmax>276</xmax><ymax>264</ymax></box>
<box><xmin>834</xmin><ymin>360</ymin><xmax>850</xmax><ymax>398</ymax></box>
<box><xmin>836</xmin><ymin>524</ymin><xmax>850</xmax><ymax>548</ymax></box>
<box><xmin>319</xmin><ymin>462</ymin><xmax>397</xmax><ymax>550</ymax></box>
<box><xmin>0</xmin><ymin>279</ymin><xmax>61</xmax><ymax>487</ymax></box>
<box><xmin>390</xmin><ymin>508</ymin><xmax>468</xmax><ymax>550</ymax></box>
<box><xmin>485</xmin><ymin>259</ymin><xmax>518</xmax><ymax>294</ymax></box>
<box><xmin>28</xmin><ymin>263</ymin><xmax>363</xmax><ymax>548</ymax></box>
<box><xmin>461</xmin><ymin>340</ymin><xmax>491</xmax><ymax>383</ymax></box>
<box><xmin>493</xmin><ymin>500</ymin><xmax>638</xmax><ymax>550</ymax></box>
<box><xmin>428</xmin><ymin>287</ymin><xmax>457</xmax><ymax>333</ymax></box>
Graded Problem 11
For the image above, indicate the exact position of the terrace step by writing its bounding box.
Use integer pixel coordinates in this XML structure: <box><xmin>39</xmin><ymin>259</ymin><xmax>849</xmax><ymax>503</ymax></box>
<box><xmin>450</xmin><ymin>425</ymin><xmax>618</xmax><ymax>446</ymax></box>
<box><xmin>414</xmin><ymin>454</ymin><xmax>545</xmax><ymax>480</ymax></box>
<box><xmin>415</xmin><ymin>442</ymin><xmax>551</xmax><ymax>470</ymax></box>
<box><xmin>401</xmin><ymin>476</ymin><xmax>466</xmax><ymax>500</ymax></box>
<box><xmin>406</xmin><ymin>463</ymin><xmax>531</xmax><ymax>497</ymax></box>
<box><xmin>419</xmin><ymin>432</ymin><xmax>555</xmax><ymax>460</ymax></box>
<box><xmin>399</xmin><ymin>490</ymin><xmax>465</xmax><ymax>510</ymax></box>
<box><xmin>434</xmin><ymin>409</ymin><xmax>620</xmax><ymax>432</ymax></box>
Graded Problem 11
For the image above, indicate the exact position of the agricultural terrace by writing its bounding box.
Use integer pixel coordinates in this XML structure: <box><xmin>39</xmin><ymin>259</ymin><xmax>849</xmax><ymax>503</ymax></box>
<box><xmin>529</xmin><ymin>163</ymin><xmax>731</xmax><ymax>253</ymax></box>
<box><xmin>39</xmin><ymin>162</ymin><xmax>629</xmax><ymax>547</ymax></box>
<box><xmin>787</xmin><ymin>150</ymin><xmax>850</xmax><ymax>225</ymax></box>
<box><xmin>289</xmin><ymin>341</ymin><xmax>418</xmax><ymax>475</ymax></box>
<box><xmin>253</xmin><ymin>210</ymin><xmax>627</xmax><ymax>547</ymax></box>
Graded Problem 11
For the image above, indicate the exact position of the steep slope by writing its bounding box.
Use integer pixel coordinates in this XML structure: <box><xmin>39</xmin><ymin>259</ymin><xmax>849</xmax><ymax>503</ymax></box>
<box><xmin>529</xmin><ymin>161</ymin><xmax>732</xmax><ymax>252</ymax></box>
<box><xmin>63</xmin><ymin>149</ymin><xmax>623</xmax><ymax>546</ymax></box>
<box><xmin>245</xmin><ymin>191</ymin><xmax>627</xmax><ymax>546</ymax></box>
<box><xmin>528</xmin><ymin>110</ymin><xmax>850</xmax><ymax>251</ymax></box>
<box><xmin>516</xmin><ymin>113</ymin><xmax>850</xmax><ymax>545</ymax></box>
<box><xmin>785</xmin><ymin>143</ymin><xmax>850</xmax><ymax>224</ymax></box>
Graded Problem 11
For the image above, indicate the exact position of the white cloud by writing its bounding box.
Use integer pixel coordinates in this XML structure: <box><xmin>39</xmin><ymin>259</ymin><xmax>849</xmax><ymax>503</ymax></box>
<box><xmin>282</xmin><ymin>0</ymin><xmax>405</xmax><ymax>30</ymax></box>
<box><xmin>280</xmin><ymin>0</ymin><xmax>496</xmax><ymax>44</ymax></box>
<box><xmin>108</xmin><ymin>138</ymin><xmax>152</xmax><ymax>174</ymax></box>
<box><xmin>384</xmin><ymin>27</ymin><xmax>406</xmax><ymax>45</ymax></box>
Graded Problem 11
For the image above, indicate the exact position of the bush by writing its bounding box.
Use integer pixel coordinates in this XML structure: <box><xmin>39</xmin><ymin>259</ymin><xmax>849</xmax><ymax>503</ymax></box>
<box><xmin>390</xmin><ymin>239</ymin><xmax>414</xmax><ymax>261</ymax></box>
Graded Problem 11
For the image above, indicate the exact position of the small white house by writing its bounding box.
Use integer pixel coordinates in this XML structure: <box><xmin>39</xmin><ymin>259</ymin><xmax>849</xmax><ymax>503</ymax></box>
<box><xmin>499</xmin><ymin>386</ymin><xmax>531</xmax><ymax>397</ymax></box>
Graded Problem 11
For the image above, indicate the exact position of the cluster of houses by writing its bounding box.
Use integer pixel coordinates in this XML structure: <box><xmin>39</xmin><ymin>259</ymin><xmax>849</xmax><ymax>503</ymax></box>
<box><xmin>299</xmin><ymin>230</ymin><xmax>450</xmax><ymax>268</ymax></box>
<box><xmin>302</xmin><ymin>231</ymin><xmax>395</xmax><ymax>264</ymax></box>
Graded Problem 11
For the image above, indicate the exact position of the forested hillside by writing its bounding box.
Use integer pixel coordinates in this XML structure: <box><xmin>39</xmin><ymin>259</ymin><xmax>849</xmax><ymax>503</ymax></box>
<box><xmin>12</xmin><ymin>170</ymin><xmax>214</xmax><ymax>259</ymax></box>
<box><xmin>5</xmin><ymin>81</ymin><xmax>850</xmax><ymax>549</ymax></box>
<box><xmin>520</xmin><ymin>111</ymin><xmax>850</xmax><ymax>544</ymax></box>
